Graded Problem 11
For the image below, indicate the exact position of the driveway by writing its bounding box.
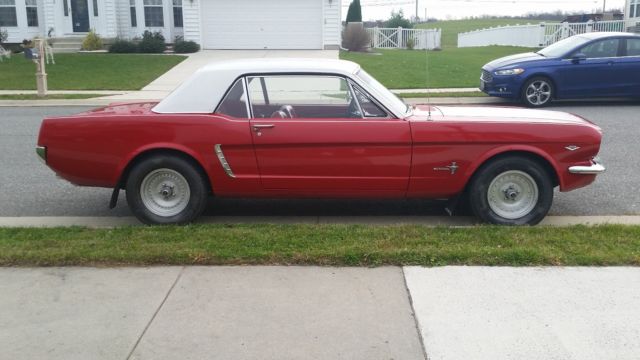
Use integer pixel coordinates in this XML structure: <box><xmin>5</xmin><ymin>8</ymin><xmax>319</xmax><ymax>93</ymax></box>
<box><xmin>101</xmin><ymin>50</ymin><xmax>338</xmax><ymax>101</ymax></box>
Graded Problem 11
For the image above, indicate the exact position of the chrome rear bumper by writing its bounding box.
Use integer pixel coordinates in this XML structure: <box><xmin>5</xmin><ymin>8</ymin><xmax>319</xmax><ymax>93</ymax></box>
<box><xmin>568</xmin><ymin>158</ymin><xmax>605</xmax><ymax>175</ymax></box>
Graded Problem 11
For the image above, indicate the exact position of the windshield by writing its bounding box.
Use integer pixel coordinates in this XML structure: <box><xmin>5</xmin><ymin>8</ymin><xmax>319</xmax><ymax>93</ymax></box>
<box><xmin>537</xmin><ymin>36</ymin><xmax>591</xmax><ymax>58</ymax></box>
<box><xmin>355</xmin><ymin>69</ymin><xmax>410</xmax><ymax>115</ymax></box>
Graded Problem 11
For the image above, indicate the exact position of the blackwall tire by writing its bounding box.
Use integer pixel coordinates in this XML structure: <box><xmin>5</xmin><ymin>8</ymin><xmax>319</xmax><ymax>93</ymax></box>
<box><xmin>469</xmin><ymin>156</ymin><xmax>554</xmax><ymax>225</ymax></box>
<box><xmin>125</xmin><ymin>155</ymin><xmax>208</xmax><ymax>225</ymax></box>
<box><xmin>522</xmin><ymin>77</ymin><xmax>554</xmax><ymax>108</ymax></box>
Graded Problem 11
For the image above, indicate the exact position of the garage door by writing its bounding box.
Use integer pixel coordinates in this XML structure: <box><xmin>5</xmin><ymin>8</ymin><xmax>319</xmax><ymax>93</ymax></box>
<box><xmin>200</xmin><ymin>0</ymin><xmax>323</xmax><ymax>50</ymax></box>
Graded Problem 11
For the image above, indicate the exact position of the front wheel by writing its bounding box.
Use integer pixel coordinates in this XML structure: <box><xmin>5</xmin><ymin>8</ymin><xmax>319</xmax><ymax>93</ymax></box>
<box><xmin>522</xmin><ymin>77</ymin><xmax>554</xmax><ymax>108</ymax></box>
<box><xmin>125</xmin><ymin>155</ymin><xmax>208</xmax><ymax>225</ymax></box>
<box><xmin>468</xmin><ymin>156</ymin><xmax>554</xmax><ymax>225</ymax></box>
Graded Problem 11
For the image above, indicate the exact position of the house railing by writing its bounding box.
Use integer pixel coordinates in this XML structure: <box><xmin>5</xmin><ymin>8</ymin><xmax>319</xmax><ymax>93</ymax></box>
<box><xmin>366</xmin><ymin>27</ymin><xmax>441</xmax><ymax>50</ymax></box>
<box><xmin>458</xmin><ymin>20</ymin><xmax>639</xmax><ymax>48</ymax></box>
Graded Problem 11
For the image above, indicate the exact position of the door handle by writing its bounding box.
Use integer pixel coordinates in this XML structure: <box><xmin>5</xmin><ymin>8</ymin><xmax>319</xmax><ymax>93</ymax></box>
<box><xmin>252</xmin><ymin>124</ymin><xmax>275</xmax><ymax>131</ymax></box>
<box><xmin>252</xmin><ymin>124</ymin><xmax>274</xmax><ymax>136</ymax></box>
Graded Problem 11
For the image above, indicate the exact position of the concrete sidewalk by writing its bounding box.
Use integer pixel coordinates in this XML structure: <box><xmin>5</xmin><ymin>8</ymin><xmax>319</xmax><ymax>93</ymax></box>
<box><xmin>1</xmin><ymin>266</ymin><xmax>639</xmax><ymax>360</ymax></box>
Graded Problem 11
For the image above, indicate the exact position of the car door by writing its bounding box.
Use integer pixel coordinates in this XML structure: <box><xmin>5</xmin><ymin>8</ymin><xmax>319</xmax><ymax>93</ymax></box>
<box><xmin>558</xmin><ymin>38</ymin><xmax>626</xmax><ymax>98</ymax></box>
<box><xmin>247</xmin><ymin>74</ymin><xmax>412</xmax><ymax>196</ymax></box>
<box><xmin>616</xmin><ymin>37</ymin><xmax>640</xmax><ymax>96</ymax></box>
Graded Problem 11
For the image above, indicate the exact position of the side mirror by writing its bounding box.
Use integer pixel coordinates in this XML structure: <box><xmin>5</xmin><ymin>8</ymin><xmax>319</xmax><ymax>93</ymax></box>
<box><xmin>571</xmin><ymin>53</ymin><xmax>587</xmax><ymax>64</ymax></box>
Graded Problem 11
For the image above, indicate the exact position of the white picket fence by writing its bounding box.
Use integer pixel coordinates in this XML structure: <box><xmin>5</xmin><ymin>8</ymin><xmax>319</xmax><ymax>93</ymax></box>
<box><xmin>458</xmin><ymin>20</ymin><xmax>638</xmax><ymax>48</ymax></box>
<box><xmin>367</xmin><ymin>27</ymin><xmax>442</xmax><ymax>50</ymax></box>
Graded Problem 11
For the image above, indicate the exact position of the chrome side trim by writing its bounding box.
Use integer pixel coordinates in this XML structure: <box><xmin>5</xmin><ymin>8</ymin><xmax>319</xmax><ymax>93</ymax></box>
<box><xmin>36</xmin><ymin>146</ymin><xmax>46</xmax><ymax>164</ymax></box>
<box><xmin>214</xmin><ymin>144</ymin><xmax>236</xmax><ymax>178</ymax></box>
<box><xmin>568</xmin><ymin>159</ymin><xmax>606</xmax><ymax>175</ymax></box>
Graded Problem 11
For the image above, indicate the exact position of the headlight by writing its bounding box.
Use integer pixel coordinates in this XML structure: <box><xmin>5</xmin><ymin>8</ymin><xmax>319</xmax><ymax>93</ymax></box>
<box><xmin>494</xmin><ymin>68</ymin><xmax>525</xmax><ymax>76</ymax></box>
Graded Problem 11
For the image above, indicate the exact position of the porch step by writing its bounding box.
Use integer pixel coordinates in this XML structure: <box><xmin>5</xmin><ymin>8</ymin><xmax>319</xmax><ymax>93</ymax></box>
<box><xmin>50</xmin><ymin>37</ymin><xmax>84</xmax><ymax>53</ymax></box>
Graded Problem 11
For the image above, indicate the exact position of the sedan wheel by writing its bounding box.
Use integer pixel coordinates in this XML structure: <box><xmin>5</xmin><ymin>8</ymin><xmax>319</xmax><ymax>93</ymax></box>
<box><xmin>522</xmin><ymin>77</ymin><xmax>553</xmax><ymax>108</ymax></box>
<box><xmin>126</xmin><ymin>155</ymin><xmax>208</xmax><ymax>225</ymax></box>
<box><xmin>469</xmin><ymin>156</ymin><xmax>554</xmax><ymax>225</ymax></box>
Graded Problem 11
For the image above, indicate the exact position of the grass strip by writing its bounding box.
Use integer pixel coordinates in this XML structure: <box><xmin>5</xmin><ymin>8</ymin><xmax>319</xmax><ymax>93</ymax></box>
<box><xmin>1</xmin><ymin>224</ymin><xmax>638</xmax><ymax>267</ymax></box>
<box><xmin>0</xmin><ymin>94</ymin><xmax>101</xmax><ymax>100</ymax></box>
<box><xmin>396</xmin><ymin>92</ymin><xmax>487</xmax><ymax>98</ymax></box>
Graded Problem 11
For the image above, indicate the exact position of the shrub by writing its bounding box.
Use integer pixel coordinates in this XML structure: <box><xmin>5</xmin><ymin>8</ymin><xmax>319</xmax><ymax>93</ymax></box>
<box><xmin>138</xmin><ymin>30</ymin><xmax>166</xmax><ymax>53</ymax></box>
<box><xmin>385</xmin><ymin>10</ymin><xmax>412</xmax><ymax>29</ymax></box>
<box><xmin>174</xmin><ymin>39</ymin><xmax>200</xmax><ymax>53</ymax></box>
<box><xmin>81</xmin><ymin>29</ymin><xmax>103</xmax><ymax>51</ymax></box>
<box><xmin>108</xmin><ymin>38</ymin><xmax>138</xmax><ymax>53</ymax></box>
<box><xmin>345</xmin><ymin>0</ymin><xmax>362</xmax><ymax>23</ymax></box>
<box><xmin>0</xmin><ymin>28</ymin><xmax>7</xmax><ymax>44</ymax></box>
<box><xmin>342</xmin><ymin>23</ymin><xmax>370</xmax><ymax>52</ymax></box>
<box><xmin>406</xmin><ymin>36</ymin><xmax>415</xmax><ymax>50</ymax></box>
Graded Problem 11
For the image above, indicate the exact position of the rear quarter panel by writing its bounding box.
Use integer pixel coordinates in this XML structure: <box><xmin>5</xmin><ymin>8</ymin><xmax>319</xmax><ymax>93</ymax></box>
<box><xmin>38</xmin><ymin>112</ymin><xmax>261</xmax><ymax>195</ymax></box>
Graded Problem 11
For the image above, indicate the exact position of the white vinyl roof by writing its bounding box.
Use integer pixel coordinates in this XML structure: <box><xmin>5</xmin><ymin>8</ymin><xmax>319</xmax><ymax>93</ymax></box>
<box><xmin>152</xmin><ymin>58</ymin><xmax>362</xmax><ymax>114</ymax></box>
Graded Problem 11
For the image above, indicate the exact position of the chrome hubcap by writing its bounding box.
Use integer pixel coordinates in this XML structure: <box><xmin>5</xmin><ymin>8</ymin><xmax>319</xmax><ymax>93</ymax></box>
<box><xmin>140</xmin><ymin>169</ymin><xmax>190</xmax><ymax>217</ymax></box>
<box><xmin>526</xmin><ymin>81</ymin><xmax>551</xmax><ymax>105</ymax></box>
<box><xmin>487</xmin><ymin>170</ymin><xmax>539</xmax><ymax>220</ymax></box>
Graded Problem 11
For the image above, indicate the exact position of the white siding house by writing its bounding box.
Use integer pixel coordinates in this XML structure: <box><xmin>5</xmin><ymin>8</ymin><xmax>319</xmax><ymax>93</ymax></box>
<box><xmin>0</xmin><ymin>0</ymin><xmax>341</xmax><ymax>49</ymax></box>
<box><xmin>627</xmin><ymin>0</ymin><xmax>640</xmax><ymax>24</ymax></box>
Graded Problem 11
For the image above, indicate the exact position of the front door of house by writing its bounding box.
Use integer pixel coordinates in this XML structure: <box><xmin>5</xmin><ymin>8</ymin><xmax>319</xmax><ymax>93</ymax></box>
<box><xmin>71</xmin><ymin>0</ymin><xmax>90</xmax><ymax>32</ymax></box>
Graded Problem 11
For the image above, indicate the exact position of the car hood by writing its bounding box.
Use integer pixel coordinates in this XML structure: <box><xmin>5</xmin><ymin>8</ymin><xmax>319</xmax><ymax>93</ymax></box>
<box><xmin>409</xmin><ymin>105</ymin><xmax>598</xmax><ymax>127</ymax></box>
<box><xmin>483</xmin><ymin>52</ymin><xmax>546</xmax><ymax>70</ymax></box>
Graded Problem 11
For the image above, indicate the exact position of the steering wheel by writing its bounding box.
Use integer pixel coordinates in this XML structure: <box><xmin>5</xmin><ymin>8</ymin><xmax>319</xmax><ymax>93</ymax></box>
<box><xmin>279</xmin><ymin>105</ymin><xmax>296</xmax><ymax>118</ymax></box>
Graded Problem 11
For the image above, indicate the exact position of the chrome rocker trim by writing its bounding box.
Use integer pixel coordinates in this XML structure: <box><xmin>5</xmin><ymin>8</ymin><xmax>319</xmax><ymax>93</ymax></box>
<box><xmin>214</xmin><ymin>144</ymin><xmax>236</xmax><ymax>178</ymax></box>
<box><xmin>568</xmin><ymin>159</ymin><xmax>605</xmax><ymax>175</ymax></box>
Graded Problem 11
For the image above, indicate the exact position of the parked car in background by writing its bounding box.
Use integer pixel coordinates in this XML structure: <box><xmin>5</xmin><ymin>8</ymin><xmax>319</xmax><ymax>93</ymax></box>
<box><xmin>37</xmin><ymin>59</ymin><xmax>604</xmax><ymax>226</ymax></box>
<box><xmin>481</xmin><ymin>32</ymin><xmax>640</xmax><ymax>107</ymax></box>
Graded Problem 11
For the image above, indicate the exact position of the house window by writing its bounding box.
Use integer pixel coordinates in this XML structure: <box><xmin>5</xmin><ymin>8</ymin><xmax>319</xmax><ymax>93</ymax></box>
<box><xmin>632</xmin><ymin>0</ymin><xmax>640</xmax><ymax>18</ymax></box>
<box><xmin>25</xmin><ymin>0</ymin><xmax>38</xmax><ymax>27</ymax></box>
<box><xmin>130</xmin><ymin>0</ymin><xmax>137</xmax><ymax>27</ymax></box>
<box><xmin>63</xmin><ymin>0</ymin><xmax>68</xmax><ymax>16</ymax></box>
<box><xmin>0</xmin><ymin>0</ymin><xmax>17</xmax><ymax>27</ymax></box>
<box><xmin>172</xmin><ymin>0</ymin><xmax>182</xmax><ymax>27</ymax></box>
<box><xmin>143</xmin><ymin>0</ymin><xmax>163</xmax><ymax>27</ymax></box>
<box><xmin>92</xmin><ymin>0</ymin><xmax>98</xmax><ymax>16</ymax></box>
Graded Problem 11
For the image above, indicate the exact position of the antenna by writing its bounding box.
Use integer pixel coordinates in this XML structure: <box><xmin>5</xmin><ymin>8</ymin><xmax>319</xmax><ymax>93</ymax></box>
<box><xmin>425</xmin><ymin>3</ymin><xmax>431</xmax><ymax>119</ymax></box>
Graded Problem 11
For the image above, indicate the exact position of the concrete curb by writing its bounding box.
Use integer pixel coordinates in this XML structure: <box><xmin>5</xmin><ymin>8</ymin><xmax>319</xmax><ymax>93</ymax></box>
<box><xmin>1</xmin><ymin>215</ymin><xmax>639</xmax><ymax>228</ymax></box>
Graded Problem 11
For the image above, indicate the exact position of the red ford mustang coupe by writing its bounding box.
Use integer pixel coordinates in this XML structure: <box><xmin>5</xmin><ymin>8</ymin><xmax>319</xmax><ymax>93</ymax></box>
<box><xmin>36</xmin><ymin>59</ymin><xmax>605</xmax><ymax>225</ymax></box>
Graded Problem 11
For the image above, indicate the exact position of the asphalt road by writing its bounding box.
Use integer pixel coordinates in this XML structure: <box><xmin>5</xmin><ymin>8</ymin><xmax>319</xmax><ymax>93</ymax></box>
<box><xmin>1</xmin><ymin>103</ymin><xmax>638</xmax><ymax>218</ymax></box>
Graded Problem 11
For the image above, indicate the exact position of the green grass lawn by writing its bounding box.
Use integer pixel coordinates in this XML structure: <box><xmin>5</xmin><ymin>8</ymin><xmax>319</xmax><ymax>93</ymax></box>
<box><xmin>0</xmin><ymin>53</ymin><xmax>185</xmax><ymax>90</ymax></box>
<box><xmin>341</xmin><ymin>46</ymin><xmax>530</xmax><ymax>89</ymax></box>
<box><xmin>0</xmin><ymin>94</ymin><xmax>101</xmax><ymax>100</ymax></box>
<box><xmin>396</xmin><ymin>91</ymin><xmax>486</xmax><ymax>98</ymax></box>
<box><xmin>417</xmin><ymin>18</ymin><xmax>556</xmax><ymax>48</ymax></box>
<box><xmin>1</xmin><ymin>224</ymin><xmax>639</xmax><ymax>267</ymax></box>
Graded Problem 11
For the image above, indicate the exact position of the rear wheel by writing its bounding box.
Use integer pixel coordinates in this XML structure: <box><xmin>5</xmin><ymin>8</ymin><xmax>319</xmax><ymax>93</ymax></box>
<box><xmin>522</xmin><ymin>77</ymin><xmax>554</xmax><ymax>108</ymax></box>
<box><xmin>125</xmin><ymin>155</ymin><xmax>208</xmax><ymax>225</ymax></box>
<box><xmin>468</xmin><ymin>156</ymin><xmax>554</xmax><ymax>225</ymax></box>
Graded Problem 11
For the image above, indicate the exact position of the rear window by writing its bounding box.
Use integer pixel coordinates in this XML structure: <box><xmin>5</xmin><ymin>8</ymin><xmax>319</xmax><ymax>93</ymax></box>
<box><xmin>215</xmin><ymin>79</ymin><xmax>249</xmax><ymax>119</ymax></box>
<box><xmin>627</xmin><ymin>38</ymin><xmax>640</xmax><ymax>56</ymax></box>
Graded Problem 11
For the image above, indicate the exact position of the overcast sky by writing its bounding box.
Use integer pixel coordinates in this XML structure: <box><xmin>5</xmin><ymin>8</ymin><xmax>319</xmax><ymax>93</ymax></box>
<box><xmin>342</xmin><ymin>0</ymin><xmax>627</xmax><ymax>21</ymax></box>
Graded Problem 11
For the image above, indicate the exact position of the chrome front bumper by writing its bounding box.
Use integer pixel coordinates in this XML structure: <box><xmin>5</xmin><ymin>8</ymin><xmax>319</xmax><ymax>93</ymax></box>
<box><xmin>568</xmin><ymin>158</ymin><xmax>605</xmax><ymax>175</ymax></box>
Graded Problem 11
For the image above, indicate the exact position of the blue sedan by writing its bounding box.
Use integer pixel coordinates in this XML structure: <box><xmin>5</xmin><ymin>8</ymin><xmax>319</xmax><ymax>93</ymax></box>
<box><xmin>481</xmin><ymin>32</ymin><xmax>640</xmax><ymax>107</ymax></box>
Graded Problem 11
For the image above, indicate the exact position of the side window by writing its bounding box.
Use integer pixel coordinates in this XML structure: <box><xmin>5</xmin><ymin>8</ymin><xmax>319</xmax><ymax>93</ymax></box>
<box><xmin>247</xmin><ymin>75</ymin><xmax>356</xmax><ymax>119</ymax></box>
<box><xmin>578</xmin><ymin>39</ymin><xmax>620</xmax><ymax>59</ymax></box>
<box><xmin>626</xmin><ymin>38</ymin><xmax>640</xmax><ymax>56</ymax></box>
<box><xmin>351</xmin><ymin>83</ymin><xmax>388</xmax><ymax>118</ymax></box>
<box><xmin>214</xmin><ymin>79</ymin><xmax>249</xmax><ymax>119</ymax></box>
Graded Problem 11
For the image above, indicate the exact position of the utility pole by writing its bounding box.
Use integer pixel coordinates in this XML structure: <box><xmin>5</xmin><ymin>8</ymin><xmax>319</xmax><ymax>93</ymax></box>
<box><xmin>416</xmin><ymin>0</ymin><xmax>419</xmax><ymax>22</ymax></box>
<box><xmin>602</xmin><ymin>0</ymin><xmax>606</xmax><ymax>14</ymax></box>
